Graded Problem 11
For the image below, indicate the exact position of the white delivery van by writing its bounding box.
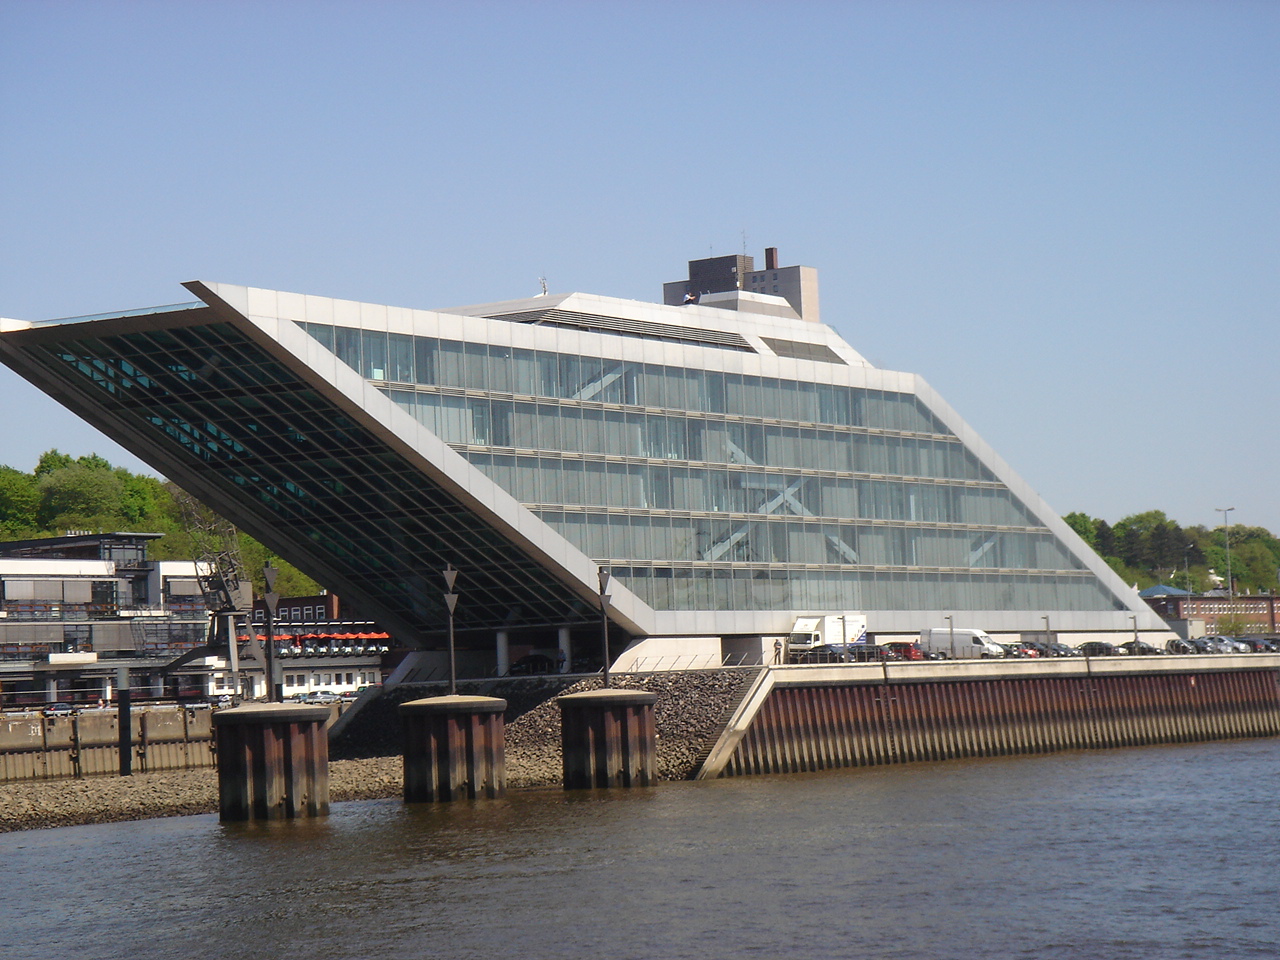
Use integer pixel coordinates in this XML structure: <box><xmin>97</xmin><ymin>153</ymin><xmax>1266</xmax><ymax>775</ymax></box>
<box><xmin>918</xmin><ymin>627</ymin><xmax>1006</xmax><ymax>659</ymax></box>
<box><xmin>788</xmin><ymin>613</ymin><xmax>868</xmax><ymax>651</ymax></box>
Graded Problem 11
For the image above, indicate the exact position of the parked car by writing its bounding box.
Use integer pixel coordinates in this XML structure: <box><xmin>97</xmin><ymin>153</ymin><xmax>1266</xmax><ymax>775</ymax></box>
<box><xmin>1201</xmin><ymin>636</ymin><xmax>1242</xmax><ymax>654</ymax></box>
<box><xmin>1116</xmin><ymin>640</ymin><xmax>1164</xmax><ymax>656</ymax></box>
<box><xmin>791</xmin><ymin>643</ymin><xmax>900</xmax><ymax>664</ymax></box>
<box><xmin>883</xmin><ymin>641</ymin><xmax>929</xmax><ymax>661</ymax></box>
<box><xmin>42</xmin><ymin>702</ymin><xmax>77</xmax><ymax>717</ymax></box>
<box><xmin>1166</xmin><ymin>638</ymin><xmax>1196</xmax><ymax>654</ymax></box>
<box><xmin>791</xmin><ymin>644</ymin><xmax>854</xmax><ymax>663</ymax></box>
<box><xmin>304</xmin><ymin>690</ymin><xmax>341</xmax><ymax>704</ymax></box>
<box><xmin>1077</xmin><ymin>641</ymin><xmax>1117</xmax><ymax>657</ymax></box>
<box><xmin>847</xmin><ymin>644</ymin><xmax>902</xmax><ymax>662</ymax></box>
<box><xmin>509</xmin><ymin>653</ymin><xmax>556</xmax><ymax>675</ymax></box>
<box><xmin>1240</xmin><ymin>636</ymin><xmax>1280</xmax><ymax>652</ymax></box>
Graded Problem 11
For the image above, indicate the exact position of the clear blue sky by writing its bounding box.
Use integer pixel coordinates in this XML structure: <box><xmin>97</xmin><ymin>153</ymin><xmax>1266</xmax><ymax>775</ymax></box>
<box><xmin>2</xmin><ymin>1</ymin><xmax>1276</xmax><ymax>533</ymax></box>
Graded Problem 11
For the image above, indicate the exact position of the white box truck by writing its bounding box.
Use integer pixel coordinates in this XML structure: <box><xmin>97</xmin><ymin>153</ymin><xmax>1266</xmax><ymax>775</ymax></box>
<box><xmin>919</xmin><ymin>627</ymin><xmax>1006</xmax><ymax>659</ymax></box>
<box><xmin>788</xmin><ymin>613</ymin><xmax>867</xmax><ymax>652</ymax></box>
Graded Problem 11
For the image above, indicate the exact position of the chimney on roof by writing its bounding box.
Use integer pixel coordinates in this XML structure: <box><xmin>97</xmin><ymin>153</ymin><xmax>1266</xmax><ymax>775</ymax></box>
<box><xmin>764</xmin><ymin>247</ymin><xmax>778</xmax><ymax>270</ymax></box>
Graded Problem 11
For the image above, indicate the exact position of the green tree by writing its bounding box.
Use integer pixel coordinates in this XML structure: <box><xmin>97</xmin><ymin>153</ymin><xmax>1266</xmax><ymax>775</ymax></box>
<box><xmin>33</xmin><ymin>449</ymin><xmax>74</xmax><ymax>477</ymax></box>
<box><xmin>0</xmin><ymin>466</ymin><xmax>39</xmax><ymax>536</ymax></box>
<box><xmin>37</xmin><ymin>463</ymin><xmax>127</xmax><ymax>530</ymax></box>
<box><xmin>1063</xmin><ymin>511</ymin><xmax>1097</xmax><ymax>548</ymax></box>
<box><xmin>238</xmin><ymin>534</ymin><xmax>319</xmax><ymax>598</ymax></box>
<box><xmin>1095</xmin><ymin>520</ymin><xmax>1117</xmax><ymax>558</ymax></box>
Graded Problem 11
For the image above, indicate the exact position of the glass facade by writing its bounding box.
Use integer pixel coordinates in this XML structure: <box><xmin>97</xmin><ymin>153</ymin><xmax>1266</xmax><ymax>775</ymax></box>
<box><xmin>302</xmin><ymin>323</ymin><xmax>1126</xmax><ymax>615</ymax></box>
<box><xmin>30</xmin><ymin>320</ymin><xmax>601</xmax><ymax>637</ymax></box>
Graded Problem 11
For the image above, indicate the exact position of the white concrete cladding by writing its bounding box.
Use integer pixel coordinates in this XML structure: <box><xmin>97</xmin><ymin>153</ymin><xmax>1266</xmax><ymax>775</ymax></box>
<box><xmin>0</xmin><ymin>275</ymin><xmax>1165</xmax><ymax>645</ymax></box>
<box><xmin>185</xmin><ymin>279</ymin><xmax>1161</xmax><ymax>638</ymax></box>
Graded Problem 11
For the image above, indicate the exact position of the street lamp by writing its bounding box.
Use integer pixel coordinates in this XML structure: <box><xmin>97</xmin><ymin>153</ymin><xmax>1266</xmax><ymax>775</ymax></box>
<box><xmin>1129</xmin><ymin>614</ymin><xmax>1139</xmax><ymax>651</ymax></box>
<box><xmin>263</xmin><ymin>562</ymin><xmax>280</xmax><ymax>702</ymax></box>
<box><xmin>1042</xmin><ymin>615</ymin><xmax>1051</xmax><ymax>646</ymax></box>
<box><xmin>443</xmin><ymin>564</ymin><xmax>458</xmax><ymax>696</ymax></box>
<box><xmin>598</xmin><ymin>567</ymin><xmax>612</xmax><ymax>688</ymax></box>
<box><xmin>944</xmin><ymin>614</ymin><xmax>955</xmax><ymax>659</ymax></box>
<box><xmin>1216</xmin><ymin>507</ymin><xmax>1235</xmax><ymax>599</ymax></box>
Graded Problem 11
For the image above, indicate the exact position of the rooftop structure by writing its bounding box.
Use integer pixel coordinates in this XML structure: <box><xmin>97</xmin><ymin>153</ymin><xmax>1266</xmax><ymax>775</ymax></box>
<box><xmin>663</xmin><ymin>247</ymin><xmax>820</xmax><ymax>323</ymax></box>
<box><xmin>0</xmin><ymin>254</ymin><xmax>1167</xmax><ymax>671</ymax></box>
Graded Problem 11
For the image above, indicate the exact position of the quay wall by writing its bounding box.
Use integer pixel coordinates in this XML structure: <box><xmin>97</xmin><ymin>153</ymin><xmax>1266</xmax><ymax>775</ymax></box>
<box><xmin>0</xmin><ymin>706</ymin><xmax>215</xmax><ymax>781</ymax></box>
<box><xmin>698</xmin><ymin>654</ymin><xmax>1280</xmax><ymax>778</ymax></box>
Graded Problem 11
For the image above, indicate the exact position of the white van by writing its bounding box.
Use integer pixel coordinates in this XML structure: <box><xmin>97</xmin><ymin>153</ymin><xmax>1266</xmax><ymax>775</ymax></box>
<box><xmin>918</xmin><ymin>627</ymin><xmax>1006</xmax><ymax>659</ymax></box>
<box><xmin>788</xmin><ymin>613</ymin><xmax>867</xmax><ymax>651</ymax></box>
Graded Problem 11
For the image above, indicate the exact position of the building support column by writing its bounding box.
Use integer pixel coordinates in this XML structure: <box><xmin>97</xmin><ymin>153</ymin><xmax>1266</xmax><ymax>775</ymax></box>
<box><xmin>558</xmin><ymin>626</ymin><xmax>571</xmax><ymax>673</ymax></box>
<box><xmin>496</xmin><ymin>630</ymin><xmax>509</xmax><ymax>677</ymax></box>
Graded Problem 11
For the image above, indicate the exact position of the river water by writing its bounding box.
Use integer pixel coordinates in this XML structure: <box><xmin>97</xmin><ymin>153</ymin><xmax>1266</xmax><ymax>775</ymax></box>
<box><xmin>5</xmin><ymin>739</ymin><xmax>1279</xmax><ymax>960</ymax></box>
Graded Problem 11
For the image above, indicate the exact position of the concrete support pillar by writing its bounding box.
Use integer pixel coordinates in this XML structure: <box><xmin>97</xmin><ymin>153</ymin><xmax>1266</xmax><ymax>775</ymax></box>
<box><xmin>558</xmin><ymin>689</ymin><xmax>658</xmax><ymax>789</ymax></box>
<box><xmin>45</xmin><ymin>678</ymin><xmax>58</xmax><ymax>702</ymax></box>
<box><xmin>400</xmin><ymin>695</ymin><xmax>507</xmax><ymax>802</ymax></box>
<box><xmin>212</xmin><ymin>703</ymin><xmax>330</xmax><ymax>822</ymax></box>
<box><xmin>558</xmin><ymin>626</ymin><xmax>571</xmax><ymax>673</ymax></box>
<box><xmin>496</xmin><ymin>630</ymin><xmax>510</xmax><ymax>677</ymax></box>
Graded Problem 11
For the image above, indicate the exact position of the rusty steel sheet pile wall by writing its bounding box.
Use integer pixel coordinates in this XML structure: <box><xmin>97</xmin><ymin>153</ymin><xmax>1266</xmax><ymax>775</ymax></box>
<box><xmin>559</xmin><ymin>690</ymin><xmax>659</xmax><ymax>790</ymax></box>
<box><xmin>720</xmin><ymin>661</ymin><xmax>1280</xmax><ymax>778</ymax></box>
<box><xmin>400</xmin><ymin>696</ymin><xmax>508</xmax><ymax>802</ymax></box>
<box><xmin>214</xmin><ymin>705</ymin><xmax>330</xmax><ymax>821</ymax></box>
<box><xmin>0</xmin><ymin>707</ymin><xmax>215</xmax><ymax>782</ymax></box>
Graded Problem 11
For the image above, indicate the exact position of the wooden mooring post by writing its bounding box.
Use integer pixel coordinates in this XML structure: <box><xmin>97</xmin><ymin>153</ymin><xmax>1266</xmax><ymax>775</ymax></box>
<box><xmin>558</xmin><ymin>689</ymin><xmax>657</xmax><ymax>789</ymax></box>
<box><xmin>213</xmin><ymin>703</ymin><xmax>330</xmax><ymax>822</ymax></box>
<box><xmin>399</xmin><ymin>695</ymin><xmax>507</xmax><ymax>802</ymax></box>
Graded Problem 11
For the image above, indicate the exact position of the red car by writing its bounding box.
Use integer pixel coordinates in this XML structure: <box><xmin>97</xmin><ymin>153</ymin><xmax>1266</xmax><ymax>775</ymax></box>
<box><xmin>884</xmin><ymin>641</ymin><xmax>927</xmax><ymax>661</ymax></box>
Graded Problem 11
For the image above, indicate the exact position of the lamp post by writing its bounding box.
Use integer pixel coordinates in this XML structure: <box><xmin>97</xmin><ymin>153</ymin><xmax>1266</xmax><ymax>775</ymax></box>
<box><xmin>1042</xmin><ymin>615</ymin><xmax>1051</xmax><ymax>647</ymax></box>
<box><xmin>944</xmin><ymin>614</ymin><xmax>955</xmax><ymax>659</ymax></box>
<box><xmin>263</xmin><ymin>562</ymin><xmax>280</xmax><ymax>702</ymax></box>
<box><xmin>1129</xmin><ymin>614</ymin><xmax>1139</xmax><ymax>652</ymax></box>
<box><xmin>443</xmin><ymin>564</ymin><xmax>458</xmax><ymax>696</ymax></box>
<box><xmin>598</xmin><ymin>567</ymin><xmax>612</xmax><ymax>688</ymax></box>
<box><xmin>1216</xmin><ymin>507</ymin><xmax>1235</xmax><ymax>599</ymax></box>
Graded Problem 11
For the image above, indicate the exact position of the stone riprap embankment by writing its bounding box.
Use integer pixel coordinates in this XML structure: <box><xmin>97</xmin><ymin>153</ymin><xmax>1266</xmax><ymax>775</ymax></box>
<box><xmin>502</xmin><ymin>669</ymin><xmax>754</xmax><ymax>786</ymax></box>
<box><xmin>0</xmin><ymin>756</ymin><xmax>403</xmax><ymax>833</ymax></box>
<box><xmin>1</xmin><ymin>669</ymin><xmax>757</xmax><ymax>832</ymax></box>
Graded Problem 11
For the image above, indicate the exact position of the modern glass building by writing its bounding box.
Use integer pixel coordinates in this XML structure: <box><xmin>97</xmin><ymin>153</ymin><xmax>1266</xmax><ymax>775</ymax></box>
<box><xmin>0</xmin><ymin>256</ymin><xmax>1166</xmax><ymax>669</ymax></box>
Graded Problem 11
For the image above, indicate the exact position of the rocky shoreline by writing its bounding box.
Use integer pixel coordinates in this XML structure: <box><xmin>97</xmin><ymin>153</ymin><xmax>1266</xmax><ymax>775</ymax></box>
<box><xmin>0</xmin><ymin>669</ymin><xmax>756</xmax><ymax>833</ymax></box>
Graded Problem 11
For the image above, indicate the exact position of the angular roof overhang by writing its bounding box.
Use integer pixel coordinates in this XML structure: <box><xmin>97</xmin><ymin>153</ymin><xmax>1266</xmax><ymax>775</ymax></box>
<box><xmin>0</xmin><ymin>282</ymin><xmax>656</xmax><ymax>644</ymax></box>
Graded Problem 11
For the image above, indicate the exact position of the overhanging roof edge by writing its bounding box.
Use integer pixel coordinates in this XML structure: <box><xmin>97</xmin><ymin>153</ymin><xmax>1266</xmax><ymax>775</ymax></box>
<box><xmin>183</xmin><ymin>281</ymin><xmax>656</xmax><ymax>637</ymax></box>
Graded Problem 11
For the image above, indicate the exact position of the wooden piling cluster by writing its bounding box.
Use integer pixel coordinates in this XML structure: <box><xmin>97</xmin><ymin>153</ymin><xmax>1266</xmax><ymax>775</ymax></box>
<box><xmin>720</xmin><ymin>662</ymin><xmax>1280</xmax><ymax>777</ymax></box>
<box><xmin>399</xmin><ymin>695</ymin><xmax>507</xmax><ymax>802</ymax></box>
<box><xmin>213</xmin><ymin>703</ymin><xmax>330</xmax><ymax>821</ymax></box>
<box><xmin>558</xmin><ymin>689</ymin><xmax>658</xmax><ymax>789</ymax></box>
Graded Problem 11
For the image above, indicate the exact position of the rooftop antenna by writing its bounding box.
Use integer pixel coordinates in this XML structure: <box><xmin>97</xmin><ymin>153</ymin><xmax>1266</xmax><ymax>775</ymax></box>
<box><xmin>536</xmin><ymin>276</ymin><xmax>548</xmax><ymax>297</ymax></box>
